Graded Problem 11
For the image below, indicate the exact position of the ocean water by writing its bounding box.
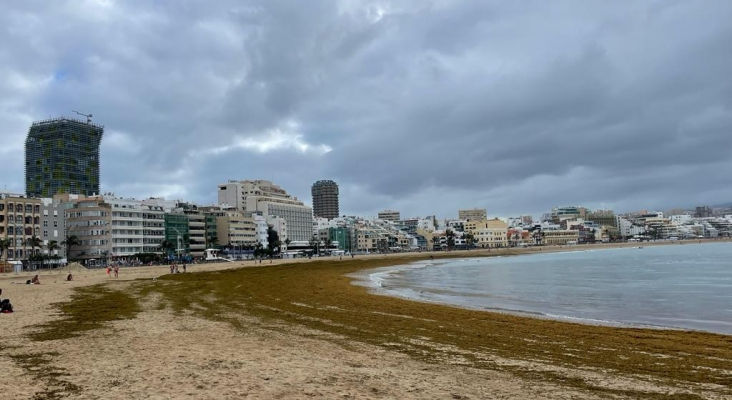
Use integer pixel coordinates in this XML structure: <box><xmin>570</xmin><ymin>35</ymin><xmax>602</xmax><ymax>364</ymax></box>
<box><xmin>363</xmin><ymin>242</ymin><xmax>732</xmax><ymax>335</ymax></box>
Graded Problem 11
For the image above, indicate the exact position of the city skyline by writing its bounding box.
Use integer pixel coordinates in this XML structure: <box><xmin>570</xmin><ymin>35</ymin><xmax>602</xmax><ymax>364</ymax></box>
<box><xmin>1</xmin><ymin>2</ymin><xmax>732</xmax><ymax>218</ymax></box>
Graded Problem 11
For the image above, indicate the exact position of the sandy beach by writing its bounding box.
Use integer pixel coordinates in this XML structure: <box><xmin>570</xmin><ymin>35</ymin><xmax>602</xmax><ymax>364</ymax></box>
<box><xmin>1</xmin><ymin>241</ymin><xmax>730</xmax><ymax>399</ymax></box>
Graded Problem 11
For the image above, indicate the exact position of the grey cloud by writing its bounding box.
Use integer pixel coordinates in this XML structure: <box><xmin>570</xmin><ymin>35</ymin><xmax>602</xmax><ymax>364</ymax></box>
<box><xmin>1</xmin><ymin>0</ymin><xmax>732</xmax><ymax>219</ymax></box>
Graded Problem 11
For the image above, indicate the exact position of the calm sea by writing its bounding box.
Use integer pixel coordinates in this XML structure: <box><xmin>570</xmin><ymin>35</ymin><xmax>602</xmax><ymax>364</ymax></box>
<box><xmin>361</xmin><ymin>242</ymin><xmax>732</xmax><ymax>335</ymax></box>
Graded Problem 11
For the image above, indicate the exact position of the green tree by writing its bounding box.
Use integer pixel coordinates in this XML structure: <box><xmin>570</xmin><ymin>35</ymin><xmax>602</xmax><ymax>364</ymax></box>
<box><xmin>26</xmin><ymin>235</ymin><xmax>42</xmax><ymax>255</ymax></box>
<box><xmin>464</xmin><ymin>232</ymin><xmax>476</xmax><ymax>249</ymax></box>
<box><xmin>158</xmin><ymin>240</ymin><xmax>176</xmax><ymax>255</ymax></box>
<box><xmin>47</xmin><ymin>240</ymin><xmax>60</xmax><ymax>256</ymax></box>
<box><xmin>445</xmin><ymin>229</ymin><xmax>456</xmax><ymax>251</ymax></box>
<box><xmin>309</xmin><ymin>236</ymin><xmax>319</xmax><ymax>255</ymax></box>
<box><xmin>206</xmin><ymin>234</ymin><xmax>219</xmax><ymax>249</ymax></box>
<box><xmin>0</xmin><ymin>238</ymin><xmax>11</xmax><ymax>263</ymax></box>
<box><xmin>61</xmin><ymin>235</ymin><xmax>81</xmax><ymax>261</ymax></box>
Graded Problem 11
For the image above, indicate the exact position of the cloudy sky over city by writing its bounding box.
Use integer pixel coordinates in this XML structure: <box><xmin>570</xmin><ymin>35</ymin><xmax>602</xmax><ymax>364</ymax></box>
<box><xmin>2</xmin><ymin>0</ymin><xmax>731</xmax><ymax>218</ymax></box>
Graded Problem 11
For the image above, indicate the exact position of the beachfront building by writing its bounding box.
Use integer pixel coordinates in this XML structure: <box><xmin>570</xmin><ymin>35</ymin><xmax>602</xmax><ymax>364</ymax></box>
<box><xmin>253</xmin><ymin>214</ymin><xmax>269</xmax><ymax>249</ymax></box>
<box><xmin>39</xmin><ymin>193</ymin><xmax>82</xmax><ymax>257</ymax></box>
<box><xmin>377</xmin><ymin>210</ymin><xmax>400</xmax><ymax>222</ymax></box>
<box><xmin>458</xmin><ymin>208</ymin><xmax>487</xmax><ymax>221</ymax></box>
<box><xmin>311</xmin><ymin>180</ymin><xmax>339</xmax><ymax>220</ymax></box>
<box><xmin>0</xmin><ymin>193</ymin><xmax>42</xmax><ymax>262</ymax></box>
<box><xmin>65</xmin><ymin>196</ymin><xmax>111</xmax><ymax>264</ymax></box>
<box><xmin>218</xmin><ymin>180</ymin><xmax>311</xmax><ymax>241</ymax></box>
<box><xmin>215</xmin><ymin>211</ymin><xmax>257</xmax><ymax>248</ymax></box>
<box><xmin>25</xmin><ymin>117</ymin><xmax>104</xmax><ymax>198</ymax></box>
<box><xmin>164</xmin><ymin>213</ymin><xmax>190</xmax><ymax>256</ymax></box>
<box><xmin>107</xmin><ymin>196</ymin><xmax>145</xmax><ymax>258</ymax></box>
<box><xmin>141</xmin><ymin>205</ymin><xmax>165</xmax><ymax>254</ymax></box>
<box><xmin>542</xmin><ymin>229</ymin><xmax>580</xmax><ymax>245</ymax></box>
<box><xmin>465</xmin><ymin>218</ymin><xmax>509</xmax><ymax>248</ymax></box>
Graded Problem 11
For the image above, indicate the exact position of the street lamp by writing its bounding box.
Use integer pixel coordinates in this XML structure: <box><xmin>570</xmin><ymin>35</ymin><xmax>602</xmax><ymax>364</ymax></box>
<box><xmin>170</xmin><ymin>227</ymin><xmax>185</xmax><ymax>261</ymax></box>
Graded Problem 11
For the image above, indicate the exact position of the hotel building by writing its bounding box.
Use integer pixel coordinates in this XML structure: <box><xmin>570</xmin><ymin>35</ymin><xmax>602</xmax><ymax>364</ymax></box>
<box><xmin>218</xmin><ymin>180</ymin><xmax>311</xmax><ymax>241</ymax></box>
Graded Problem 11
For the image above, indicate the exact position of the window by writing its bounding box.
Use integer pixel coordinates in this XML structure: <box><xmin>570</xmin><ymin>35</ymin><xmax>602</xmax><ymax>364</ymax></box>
<box><xmin>43</xmin><ymin>230</ymin><xmax>48</xmax><ymax>237</ymax></box>
<box><xmin>53</xmin><ymin>210</ymin><xmax>58</xmax><ymax>217</ymax></box>
<box><xmin>8</xmin><ymin>215</ymin><xmax>13</xmax><ymax>223</ymax></box>
<box><xmin>43</xmin><ymin>221</ymin><xmax>48</xmax><ymax>227</ymax></box>
<box><xmin>53</xmin><ymin>221</ymin><xmax>58</xmax><ymax>227</ymax></box>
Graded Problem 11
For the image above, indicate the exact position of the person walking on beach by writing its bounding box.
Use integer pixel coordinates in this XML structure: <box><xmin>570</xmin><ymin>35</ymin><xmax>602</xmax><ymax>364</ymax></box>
<box><xmin>170</xmin><ymin>264</ymin><xmax>174</xmax><ymax>274</ymax></box>
<box><xmin>106</xmin><ymin>266</ymin><xmax>112</xmax><ymax>277</ymax></box>
<box><xmin>113</xmin><ymin>265</ymin><xmax>119</xmax><ymax>278</ymax></box>
<box><xmin>182</xmin><ymin>263</ymin><xmax>187</xmax><ymax>273</ymax></box>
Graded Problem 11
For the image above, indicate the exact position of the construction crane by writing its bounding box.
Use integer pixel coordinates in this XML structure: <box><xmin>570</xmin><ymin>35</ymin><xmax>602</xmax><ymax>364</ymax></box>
<box><xmin>72</xmin><ymin>110</ymin><xmax>93</xmax><ymax>123</ymax></box>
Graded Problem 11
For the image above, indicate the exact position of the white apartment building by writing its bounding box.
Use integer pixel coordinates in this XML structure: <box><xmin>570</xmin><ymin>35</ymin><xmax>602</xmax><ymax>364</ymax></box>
<box><xmin>142</xmin><ymin>205</ymin><xmax>165</xmax><ymax>253</ymax></box>
<box><xmin>218</xmin><ymin>180</ymin><xmax>310</xmax><ymax>241</ymax></box>
<box><xmin>253</xmin><ymin>214</ymin><xmax>269</xmax><ymax>248</ymax></box>
<box><xmin>106</xmin><ymin>196</ymin><xmax>145</xmax><ymax>256</ymax></box>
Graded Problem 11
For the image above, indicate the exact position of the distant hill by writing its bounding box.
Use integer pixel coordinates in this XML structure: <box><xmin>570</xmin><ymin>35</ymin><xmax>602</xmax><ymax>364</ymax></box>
<box><xmin>711</xmin><ymin>202</ymin><xmax>732</xmax><ymax>209</ymax></box>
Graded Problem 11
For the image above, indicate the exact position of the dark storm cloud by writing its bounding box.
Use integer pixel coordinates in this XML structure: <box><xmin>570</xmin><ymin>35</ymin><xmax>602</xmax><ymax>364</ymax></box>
<box><xmin>1</xmin><ymin>0</ymin><xmax>731</xmax><ymax>218</ymax></box>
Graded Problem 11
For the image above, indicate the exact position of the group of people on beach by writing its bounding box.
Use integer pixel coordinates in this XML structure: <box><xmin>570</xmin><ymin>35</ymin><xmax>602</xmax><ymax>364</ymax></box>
<box><xmin>169</xmin><ymin>263</ymin><xmax>186</xmax><ymax>274</ymax></box>
<box><xmin>106</xmin><ymin>265</ymin><xmax>120</xmax><ymax>278</ymax></box>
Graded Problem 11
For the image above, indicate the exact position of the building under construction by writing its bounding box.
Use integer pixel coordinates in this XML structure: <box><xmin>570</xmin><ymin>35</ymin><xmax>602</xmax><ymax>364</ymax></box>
<box><xmin>25</xmin><ymin>116</ymin><xmax>104</xmax><ymax>198</ymax></box>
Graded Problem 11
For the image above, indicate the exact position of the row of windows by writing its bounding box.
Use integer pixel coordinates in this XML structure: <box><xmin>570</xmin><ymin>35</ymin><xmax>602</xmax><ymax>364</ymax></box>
<box><xmin>4</xmin><ymin>249</ymin><xmax>42</xmax><ymax>259</ymax></box>
<box><xmin>0</xmin><ymin>204</ymin><xmax>40</xmax><ymax>213</ymax></box>
<box><xmin>0</xmin><ymin>226</ymin><xmax>39</xmax><ymax>235</ymax></box>
<box><xmin>0</xmin><ymin>216</ymin><xmax>41</xmax><ymax>224</ymax></box>
<box><xmin>68</xmin><ymin>211</ymin><xmax>108</xmax><ymax>218</ymax></box>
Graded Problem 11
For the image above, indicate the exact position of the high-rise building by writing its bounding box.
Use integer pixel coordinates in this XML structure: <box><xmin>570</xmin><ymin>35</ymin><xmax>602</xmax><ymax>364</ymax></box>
<box><xmin>311</xmin><ymin>180</ymin><xmax>339</xmax><ymax>220</ymax></box>
<box><xmin>218</xmin><ymin>180</ymin><xmax>312</xmax><ymax>241</ymax></box>
<box><xmin>458</xmin><ymin>208</ymin><xmax>487</xmax><ymax>221</ymax></box>
<box><xmin>25</xmin><ymin>117</ymin><xmax>104</xmax><ymax>197</ymax></box>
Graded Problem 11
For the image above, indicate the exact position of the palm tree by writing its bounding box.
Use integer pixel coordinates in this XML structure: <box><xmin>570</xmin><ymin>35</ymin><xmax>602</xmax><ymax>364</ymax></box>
<box><xmin>61</xmin><ymin>235</ymin><xmax>81</xmax><ymax>261</ymax></box>
<box><xmin>47</xmin><ymin>240</ymin><xmax>60</xmax><ymax>257</ymax></box>
<box><xmin>445</xmin><ymin>229</ymin><xmax>456</xmax><ymax>251</ymax></box>
<box><xmin>0</xmin><ymin>238</ymin><xmax>11</xmax><ymax>265</ymax></box>
<box><xmin>464</xmin><ymin>233</ymin><xmax>476</xmax><ymax>249</ymax></box>
<box><xmin>158</xmin><ymin>240</ymin><xmax>175</xmax><ymax>256</ymax></box>
<box><xmin>26</xmin><ymin>235</ymin><xmax>42</xmax><ymax>256</ymax></box>
<box><xmin>206</xmin><ymin>234</ymin><xmax>219</xmax><ymax>249</ymax></box>
<box><xmin>26</xmin><ymin>235</ymin><xmax>43</xmax><ymax>270</ymax></box>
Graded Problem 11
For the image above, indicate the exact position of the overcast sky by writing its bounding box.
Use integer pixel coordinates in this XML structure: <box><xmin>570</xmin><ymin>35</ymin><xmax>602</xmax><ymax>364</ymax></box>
<box><xmin>2</xmin><ymin>1</ymin><xmax>731</xmax><ymax>219</ymax></box>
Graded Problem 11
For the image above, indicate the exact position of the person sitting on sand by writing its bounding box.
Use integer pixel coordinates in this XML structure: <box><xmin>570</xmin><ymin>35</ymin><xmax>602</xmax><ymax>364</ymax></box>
<box><xmin>67</xmin><ymin>273</ymin><xmax>73</xmax><ymax>282</ymax></box>
<box><xmin>31</xmin><ymin>275</ymin><xmax>40</xmax><ymax>285</ymax></box>
<box><xmin>0</xmin><ymin>288</ymin><xmax>13</xmax><ymax>313</ymax></box>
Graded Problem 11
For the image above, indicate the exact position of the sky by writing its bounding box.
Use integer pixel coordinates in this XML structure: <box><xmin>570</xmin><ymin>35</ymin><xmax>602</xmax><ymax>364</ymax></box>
<box><xmin>2</xmin><ymin>1</ymin><xmax>732</xmax><ymax>219</ymax></box>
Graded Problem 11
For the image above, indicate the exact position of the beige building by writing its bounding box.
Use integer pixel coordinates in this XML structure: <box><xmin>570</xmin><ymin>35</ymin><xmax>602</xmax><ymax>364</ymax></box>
<box><xmin>0</xmin><ymin>193</ymin><xmax>42</xmax><ymax>262</ymax></box>
<box><xmin>377</xmin><ymin>210</ymin><xmax>400</xmax><ymax>222</ymax></box>
<box><xmin>65</xmin><ymin>196</ymin><xmax>112</xmax><ymax>262</ymax></box>
<box><xmin>458</xmin><ymin>208</ymin><xmax>487</xmax><ymax>221</ymax></box>
<box><xmin>542</xmin><ymin>230</ymin><xmax>580</xmax><ymax>245</ymax></box>
<box><xmin>218</xmin><ymin>180</ymin><xmax>309</xmax><ymax>241</ymax></box>
<box><xmin>465</xmin><ymin>218</ymin><xmax>508</xmax><ymax>248</ymax></box>
<box><xmin>216</xmin><ymin>211</ymin><xmax>257</xmax><ymax>247</ymax></box>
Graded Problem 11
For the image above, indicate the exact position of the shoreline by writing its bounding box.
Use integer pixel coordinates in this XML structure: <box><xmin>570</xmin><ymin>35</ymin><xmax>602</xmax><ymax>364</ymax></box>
<box><xmin>350</xmin><ymin>240</ymin><xmax>732</xmax><ymax>336</ymax></box>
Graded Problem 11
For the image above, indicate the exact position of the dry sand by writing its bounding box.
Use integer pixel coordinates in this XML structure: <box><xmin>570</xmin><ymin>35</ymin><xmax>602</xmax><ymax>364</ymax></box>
<box><xmin>0</xmin><ymin>241</ymin><xmax>728</xmax><ymax>399</ymax></box>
